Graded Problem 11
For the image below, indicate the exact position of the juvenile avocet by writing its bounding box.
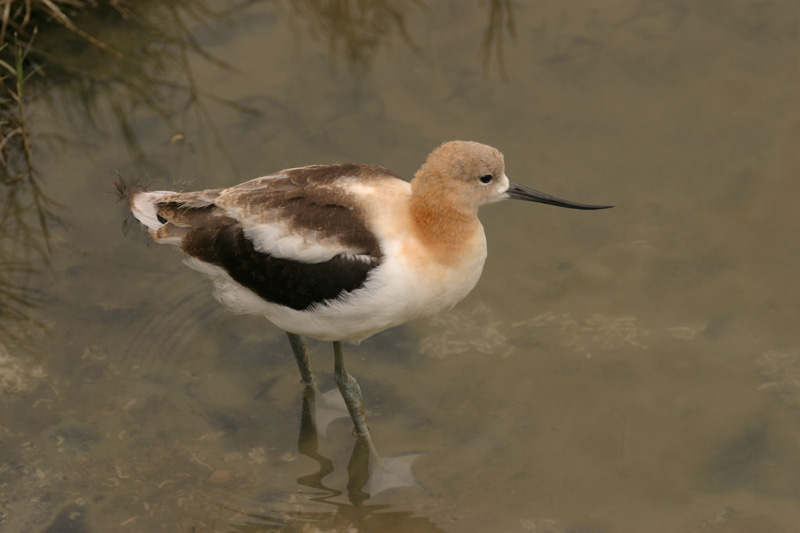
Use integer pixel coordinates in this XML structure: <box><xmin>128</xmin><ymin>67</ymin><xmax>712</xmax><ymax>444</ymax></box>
<box><xmin>118</xmin><ymin>140</ymin><xmax>611</xmax><ymax>440</ymax></box>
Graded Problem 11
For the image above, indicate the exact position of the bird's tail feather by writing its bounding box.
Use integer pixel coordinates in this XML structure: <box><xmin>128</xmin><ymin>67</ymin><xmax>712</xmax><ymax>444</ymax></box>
<box><xmin>115</xmin><ymin>174</ymin><xmax>174</xmax><ymax>232</ymax></box>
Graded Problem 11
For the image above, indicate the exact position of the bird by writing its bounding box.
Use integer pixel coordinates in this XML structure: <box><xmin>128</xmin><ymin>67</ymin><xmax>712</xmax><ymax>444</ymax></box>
<box><xmin>117</xmin><ymin>140</ymin><xmax>611</xmax><ymax>442</ymax></box>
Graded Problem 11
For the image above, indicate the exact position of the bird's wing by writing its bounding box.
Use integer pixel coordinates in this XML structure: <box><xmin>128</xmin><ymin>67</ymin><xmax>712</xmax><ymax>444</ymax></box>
<box><xmin>150</xmin><ymin>164</ymin><xmax>401</xmax><ymax>311</ymax></box>
<box><xmin>210</xmin><ymin>164</ymin><xmax>387</xmax><ymax>264</ymax></box>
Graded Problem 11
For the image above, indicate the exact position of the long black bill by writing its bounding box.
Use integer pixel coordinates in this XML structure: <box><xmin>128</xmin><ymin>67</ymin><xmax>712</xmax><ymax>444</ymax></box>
<box><xmin>506</xmin><ymin>182</ymin><xmax>613</xmax><ymax>210</ymax></box>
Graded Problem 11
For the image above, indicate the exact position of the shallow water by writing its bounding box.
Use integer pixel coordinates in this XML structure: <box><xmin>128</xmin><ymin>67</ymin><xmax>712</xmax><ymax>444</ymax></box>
<box><xmin>2</xmin><ymin>0</ymin><xmax>800</xmax><ymax>531</ymax></box>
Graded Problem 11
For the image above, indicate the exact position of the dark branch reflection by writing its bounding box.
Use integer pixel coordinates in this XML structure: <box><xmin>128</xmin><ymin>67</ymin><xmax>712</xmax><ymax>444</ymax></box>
<box><xmin>0</xmin><ymin>32</ymin><xmax>57</xmax><ymax>348</ymax></box>
<box><xmin>280</xmin><ymin>0</ymin><xmax>425</xmax><ymax>73</ymax></box>
<box><xmin>480</xmin><ymin>0</ymin><xmax>516</xmax><ymax>80</ymax></box>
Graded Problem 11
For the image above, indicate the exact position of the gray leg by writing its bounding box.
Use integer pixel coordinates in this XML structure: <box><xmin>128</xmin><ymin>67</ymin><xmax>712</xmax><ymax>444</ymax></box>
<box><xmin>333</xmin><ymin>341</ymin><xmax>370</xmax><ymax>438</ymax></box>
<box><xmin>286</xmin><ymin>332</ymin><xmax>315</xmax><ymax>386</ymax></box>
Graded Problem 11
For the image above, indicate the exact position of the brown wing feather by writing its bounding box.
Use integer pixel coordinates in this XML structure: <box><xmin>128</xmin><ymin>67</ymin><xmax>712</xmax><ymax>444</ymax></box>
<box><xmin>144</xmin><ymin>164</ymin><xmax>405</xmax><ymax>310</ymax></box>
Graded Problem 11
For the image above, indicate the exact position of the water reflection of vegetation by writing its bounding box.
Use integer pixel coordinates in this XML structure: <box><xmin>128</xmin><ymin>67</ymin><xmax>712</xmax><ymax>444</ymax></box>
<box><xmin>0</xmin><ymin>0</ymin><xmax>258</xmax><ymax>347</ymax></box>
<box><xmin>1</xmin><ymin>0</ymin><xmax>262</xmax><ymax>186</ymax></box>
<box><xmin>0</xmin><ymin>31</ymin><xmax>56</xmax><ymax>347</ymax></box>
<box><xmin>26</xmin><ymin>1</ymin><xmax>258</xmax><ymax>170</ymax></box>
<box><xmin>0</xmin><ymin>0</ymin><xmax>127</xmax><ymax>56</ymax></box>
<box><xmin>281</xmin><ymin>0</ymin><xmax>425</xmax><ymax>71</ymax></box>
<box><xmin>480</xmin><ymin>0</ymin><xmax>516</xmax><ymax>80</ymax></box>
<box><xmin>281</xmin><ymin>0</ymin><xmax>515</xmax><ymax>78</ymax></box>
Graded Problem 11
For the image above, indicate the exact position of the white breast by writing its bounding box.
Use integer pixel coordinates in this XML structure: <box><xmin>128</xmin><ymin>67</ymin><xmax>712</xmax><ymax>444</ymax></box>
<box><xmin>257</xmin><ymin>230</ymin><xmax>487</xmax><ymax>342</ymax></box>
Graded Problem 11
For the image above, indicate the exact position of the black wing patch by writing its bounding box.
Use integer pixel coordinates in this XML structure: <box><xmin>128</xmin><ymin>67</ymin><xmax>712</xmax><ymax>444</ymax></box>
<box><xmin>182</xmin><ymin>216</ymin><xmax>376</xmax><ymax>311</ymax></box>
<box><xmin>151</xmin><ymin>164</ymin><xmax>395</xmax><ymax>311</ymax></box>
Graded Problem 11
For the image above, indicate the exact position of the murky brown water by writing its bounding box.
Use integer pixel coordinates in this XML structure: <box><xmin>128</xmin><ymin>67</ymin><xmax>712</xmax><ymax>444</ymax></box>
<box><xmin>2</xmin><ymin>0</ymin><xmax>800</xmax><ymax>531</ymax></box>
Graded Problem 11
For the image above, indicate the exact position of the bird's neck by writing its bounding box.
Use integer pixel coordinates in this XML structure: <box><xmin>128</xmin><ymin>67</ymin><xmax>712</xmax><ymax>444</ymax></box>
<box><xmin>409</xmin><ymin>179</ymin><xmax>481</xmax><ymax>260</ymax></box>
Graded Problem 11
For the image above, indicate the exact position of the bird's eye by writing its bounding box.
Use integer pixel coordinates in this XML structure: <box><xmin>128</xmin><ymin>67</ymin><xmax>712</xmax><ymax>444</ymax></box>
<box><xmin>479</xmin><ymin>174</ymin><xmax>493</xmax><ymax>184</ymax></box>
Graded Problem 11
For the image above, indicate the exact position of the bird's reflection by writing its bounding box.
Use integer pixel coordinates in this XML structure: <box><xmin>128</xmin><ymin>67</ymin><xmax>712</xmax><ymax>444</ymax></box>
<box><xmin>297</xmin><ymin>384</ymin><xmax>423</xmax><ymax>502</ymax></box>
<box><xmin>223</xmin><ymin>385</ymin><xmax>439</xmax><ymax>532</ymax></box>
<box><xmin>295</xmin><ymin>385</ymin><xmax>337</xmax><ymax>494</ymax></box>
